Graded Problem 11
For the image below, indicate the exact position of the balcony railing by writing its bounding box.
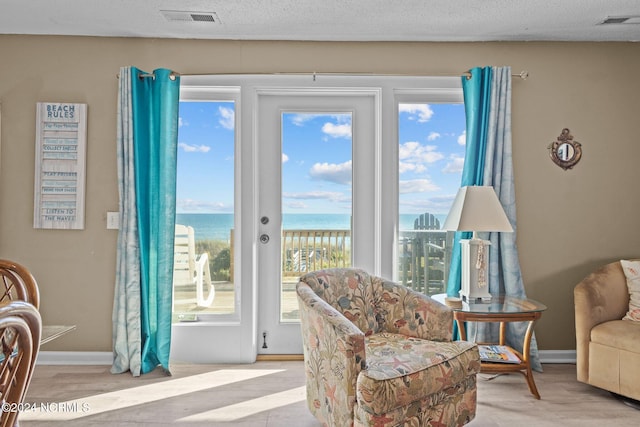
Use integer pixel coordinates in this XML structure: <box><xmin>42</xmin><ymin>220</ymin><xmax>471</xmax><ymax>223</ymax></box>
<box><xmin>176</xmin><ymin>227</ymin><xmax>452</xmax><ymax>318</ymax></box>
<box><xmin>280</xmin><ymin>228</ymin><xmax>452</xmax><ymax>295</ymax></box>
<box><xmin>282</xmin><ymin>229</ymin><xmax>351</xmax><ymax>277</ymax></box>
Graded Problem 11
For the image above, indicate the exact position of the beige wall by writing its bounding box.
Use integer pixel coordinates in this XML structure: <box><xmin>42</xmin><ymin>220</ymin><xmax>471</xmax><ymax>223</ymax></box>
<box><xmin>1</xmin><ymin>36</ymin><xmax>639</xmax><ymax>353</ymax></box>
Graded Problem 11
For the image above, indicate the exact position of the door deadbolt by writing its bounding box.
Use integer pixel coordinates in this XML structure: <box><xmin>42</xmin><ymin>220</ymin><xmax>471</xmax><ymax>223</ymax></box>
<box><xmin>260</xmin><ymin>234</ymin><xmax>270</xmax><ymax>244</ymax></box>
<box><xmin>260</xmin><ymin>216</ymin><xmax>269</xmax><ymax>225</ymax></box>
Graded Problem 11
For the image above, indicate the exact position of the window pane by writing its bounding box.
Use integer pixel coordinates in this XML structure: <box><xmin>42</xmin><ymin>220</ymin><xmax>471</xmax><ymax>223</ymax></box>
<box><xmin>173</xmin><ymin>101</ymin><xmax>236</xmax><ymax>321</ymax></box>
<box><xmin>397</xmin><ymin>103</ymin><xmax>465</xmax><ymax>296</ymax></box>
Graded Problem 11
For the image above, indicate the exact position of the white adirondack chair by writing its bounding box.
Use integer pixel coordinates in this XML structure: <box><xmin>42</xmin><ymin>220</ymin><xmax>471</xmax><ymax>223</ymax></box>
<box><xmin>173</xmin><ymin>224</ymin><xmax>216</xmax><ymax>308</ymax></box>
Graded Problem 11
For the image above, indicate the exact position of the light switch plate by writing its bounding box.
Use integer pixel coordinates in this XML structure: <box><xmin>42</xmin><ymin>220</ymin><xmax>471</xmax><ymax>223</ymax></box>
<box><xmin>106</xmin><ymin>212</ymin><xmax>120</xmax><ymax>230</ymax></box>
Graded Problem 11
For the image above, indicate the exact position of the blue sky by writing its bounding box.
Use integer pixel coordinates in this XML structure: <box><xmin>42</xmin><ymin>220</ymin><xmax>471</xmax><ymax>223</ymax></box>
<box><xmin>176</xmin><ymin>101</ymin><xmax>466</xmax><ymax>216</ymax></box>
<box><xmin>397</xmin><ymin>103</ymin><xmax>466</xmax><ymax>216</ymax></box>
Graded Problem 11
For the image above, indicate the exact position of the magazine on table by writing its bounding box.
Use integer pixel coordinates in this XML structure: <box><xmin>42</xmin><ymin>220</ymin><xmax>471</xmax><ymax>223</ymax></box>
<box><xmin>478</xmin><ymin>345</ymin><xmax>521</xmax><ymax>363</ymax></box>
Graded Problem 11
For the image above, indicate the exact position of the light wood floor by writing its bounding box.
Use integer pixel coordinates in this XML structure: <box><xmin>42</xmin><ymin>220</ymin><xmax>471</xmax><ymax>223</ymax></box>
<box><xmin>20</xmin><ymin>362</ymin><xmax>639</xmax><ymax>426</ymax></box>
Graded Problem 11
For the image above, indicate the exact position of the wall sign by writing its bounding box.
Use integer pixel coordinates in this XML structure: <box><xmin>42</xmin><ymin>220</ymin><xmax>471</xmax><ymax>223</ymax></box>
<box><xmin>33</xmin><ymin>102</ymin><xmax>87</xmax><ymax>229</ymax></box>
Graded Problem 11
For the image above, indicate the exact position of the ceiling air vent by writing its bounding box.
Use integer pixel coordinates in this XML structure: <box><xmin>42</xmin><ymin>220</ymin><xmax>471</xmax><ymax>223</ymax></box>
<box><xmin>161</xmin><ymin>10</ymin><xmax>221</xmax><ymax>24</ymax></box>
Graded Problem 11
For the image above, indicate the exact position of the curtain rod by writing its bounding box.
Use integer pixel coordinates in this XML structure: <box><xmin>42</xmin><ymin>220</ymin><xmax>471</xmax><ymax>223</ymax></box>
<box><xmin>137</xmin><ymin>72</ymin><xmax>180</xmax><ymax>80</ymax></box>
<box><xmin>120</xmin><ymin>70</ymin><xmax>529</xmax><ymax>80</ymax></box>
<box><xmin>464</xmin><ymin>70</ymin><xmax>529</xmax><ymax>80</ymax></box>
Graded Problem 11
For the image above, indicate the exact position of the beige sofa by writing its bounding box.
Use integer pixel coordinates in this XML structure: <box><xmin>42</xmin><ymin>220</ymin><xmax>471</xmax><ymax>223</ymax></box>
<box><xmin>574</xmin><ymin>260</ymin><xmax>640</xmax><ymax>401</ymax></box>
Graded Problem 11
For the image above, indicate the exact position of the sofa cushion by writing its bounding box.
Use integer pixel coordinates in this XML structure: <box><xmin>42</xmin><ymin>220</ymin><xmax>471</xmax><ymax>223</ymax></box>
<box><xmin>591</xmin><ymin>320</ymin><xmax>640</xmax><ymax>353</ymax></box>
<box><xmin>356</xmin><ymin>332</ymin><xmax>479</xmax><ymax>415</ymax></box>
<box><xmin>620</xmin><ymin>260</ymin><xmax>640</xmax><ymax>321</ymax></box>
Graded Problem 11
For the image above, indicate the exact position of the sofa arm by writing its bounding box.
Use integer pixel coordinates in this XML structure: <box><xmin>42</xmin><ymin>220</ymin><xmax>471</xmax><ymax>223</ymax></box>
<box><xmin>296</xmin><ymin>282</ymin><xmax>366</xmax><ymax>426</ymax></box>
<box><xmin>574</xmin><ymin>260</ymin><xmax>630</xmax><ymax>382</ymax></box>
<box><xmin>375</xmin><ymin>276</ymin><xmax>453</xmax><ymax>342</ymax></box>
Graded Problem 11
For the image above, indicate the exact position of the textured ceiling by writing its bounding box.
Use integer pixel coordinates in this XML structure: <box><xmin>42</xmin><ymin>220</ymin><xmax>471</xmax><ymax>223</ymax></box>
<box><xmin>0</xmin><ymin>0</ymin><xmax>639</xmax><ymax>42</ymax></box>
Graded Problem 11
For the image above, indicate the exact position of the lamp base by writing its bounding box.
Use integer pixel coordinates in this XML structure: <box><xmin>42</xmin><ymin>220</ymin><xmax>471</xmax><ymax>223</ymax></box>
<box><xmin>459</xmin><ymin>239</ymin><xmax>493</xmax><ymax>303</ymax></box>
<box><xmin>459</xmin><ymin>293</ymin><xmax>493</xmax><ymax>303</ymax></box>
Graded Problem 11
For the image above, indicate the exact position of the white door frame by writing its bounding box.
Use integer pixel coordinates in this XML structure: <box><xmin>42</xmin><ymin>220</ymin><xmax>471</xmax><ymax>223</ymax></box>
<box><xmin>255</xmin><ymin>88</ymin><xmax>381</xmax><ymax>354</ymax></box>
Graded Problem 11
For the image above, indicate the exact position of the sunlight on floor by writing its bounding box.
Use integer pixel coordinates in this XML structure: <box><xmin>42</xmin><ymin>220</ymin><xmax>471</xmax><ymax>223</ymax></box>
<box><xmin>177</xmin><ymin>386</ymin><xmax>306</xmax><ymax>422</ymax></box>
<box><xmin>20</xmin><ymin>369</ymin><xmax>284</xmax><ymax>421</ymax></box>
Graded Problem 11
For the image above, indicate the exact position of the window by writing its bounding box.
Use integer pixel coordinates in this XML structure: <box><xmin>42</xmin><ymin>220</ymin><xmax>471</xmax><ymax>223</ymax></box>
<box><xmin>173</xmin><ymin>99</ymin><xmax>238</xmax><ymax>321</ymax></box>
<box><xmin>396</xmin><ymin>102</ymin><xmax>466</xmax><ymax>296</ymax></box>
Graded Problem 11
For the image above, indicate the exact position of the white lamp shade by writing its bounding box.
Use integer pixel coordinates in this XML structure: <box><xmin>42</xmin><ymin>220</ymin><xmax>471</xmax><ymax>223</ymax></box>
<box><xmin>442</xmin><ymin>186</ymin><xmax>513</xmax><ymax>233</ymax></box>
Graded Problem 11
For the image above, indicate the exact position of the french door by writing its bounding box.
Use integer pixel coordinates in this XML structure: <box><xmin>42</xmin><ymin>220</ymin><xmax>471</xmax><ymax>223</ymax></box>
<box><xmin>256</xmin><ymin>89</ymin><xmax>379</xmax><ymax>354</ymax></box>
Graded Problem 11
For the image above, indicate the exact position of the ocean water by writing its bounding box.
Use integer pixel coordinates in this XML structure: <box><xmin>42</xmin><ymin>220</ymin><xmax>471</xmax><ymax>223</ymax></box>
<box><xmin>176</xmin><ymin>213</ymin><xmax>447</xmax><ymax>241</ymax></box>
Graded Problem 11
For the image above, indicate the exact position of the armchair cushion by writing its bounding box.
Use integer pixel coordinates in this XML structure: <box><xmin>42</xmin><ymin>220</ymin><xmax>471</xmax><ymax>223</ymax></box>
<box><xmin>359</xmin><ymin>332</ymin><xmax>478</xmax><ymax>415</ymax></box>
<box><xmin>591</xmin><ymin>320</ymin><xmax>640</xmax><ymax>353</ymax></box>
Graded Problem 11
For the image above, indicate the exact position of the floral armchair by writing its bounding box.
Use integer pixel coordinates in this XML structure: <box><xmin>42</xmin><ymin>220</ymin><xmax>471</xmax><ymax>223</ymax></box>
<box><xmin>296</xmin><ymin>268</ymin><xmax>480</xmax><ymax>427</ymax></box>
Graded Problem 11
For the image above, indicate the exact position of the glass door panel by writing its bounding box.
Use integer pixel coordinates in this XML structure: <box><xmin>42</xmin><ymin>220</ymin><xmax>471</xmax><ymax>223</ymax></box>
<box><xmin>280</xmin><ymin>112</ymin><xmax>353</xmax><ymax>322</ymax></box>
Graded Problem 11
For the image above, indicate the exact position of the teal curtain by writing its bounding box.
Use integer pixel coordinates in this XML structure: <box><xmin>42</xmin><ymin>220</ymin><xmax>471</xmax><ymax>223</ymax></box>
<box><xmin>446</xmin><ymin>67</ymin><xmax>493</xmax><ymax>297</ymax></box>
<box><xmin>112</xmin><ymin>67</ymin><xmax>180</xmax><ymax>376</ymax></box>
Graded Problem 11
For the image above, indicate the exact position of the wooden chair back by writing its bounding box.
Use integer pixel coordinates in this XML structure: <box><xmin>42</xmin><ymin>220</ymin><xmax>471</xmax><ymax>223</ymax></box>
<box><xmin>0</xmin><ymin>260</ymin><xmax>40</xmax><ymax>310</ymax></box>
<box><xmin>0</xmin><ymin>301</ymin><xmax>42</xmax><ymax>427</ymax></box>
<box><xmin>414</xmin><ymin>212</ymin><xmax>441</xmax><ymax>230</ymax></box>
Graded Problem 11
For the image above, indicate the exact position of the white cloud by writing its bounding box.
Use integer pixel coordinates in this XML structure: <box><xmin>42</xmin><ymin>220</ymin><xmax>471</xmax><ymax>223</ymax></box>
<box><xmin>288</xmin><ymin>114</ymin><xmax>352</xmax><ymax>139</ymax></box>
<box><xmin>289</xmin><ymin>113</ymin><xmax>315</xmax><ymax>126</ymax></box>
<box><xmin>399</xmin><ymin>194</ymin><xmax>457</xmax><ymax>214</ymax></box>
<box><xmin>308</xmin><ymin>160</ymin><xmax>352</xmax><ymax>185</ymax></box>
<box><xmin>179</xmin><ymin>142</ymin><xmax>210</xmax><ymax>153</ymax></box>
<box><xmin>399</xmin><ymin>179</ymin><xmax>440</xmax><ymax>194</ymax></box>
<box><xmin>427</xmin><ymin>132</ymin><xmax>441</xmax><ymax>141</ymax></box>
<box><xmin>178</xmin><ymin>117</ymin><xmax>186</xmax><ymax>127</ymax></box>
<box><xmin>218</xmin><ymin>106</ymin><xmax>234</xmax><ymax>130</ymax></box>
<box><xmin>282</xmin><ymin>153</ymin><xmax>289</xmax><ymax>163</ymax></box>
<box><xmin>399</xmin><ymin>104</ymin><xmax>434</xmax><ymax>122</ymax></box>
<box><xmin>399</xmin><ymin>142</ymin><xmax>444</xmax><ymax>163</ymax></box>
<box><xmin>322</xmin><ymin>122</ymin><xmax>352</xmax><ymax>138</ymax></box>
<box><xmin>442</xmin><ymin>155</ymin><xmax>465</xmax><ymax>174</ymax></box>
<box><xmin>458</xmin><ymin>130</ymin><xmax>466</xmax><ymax>145</ymax></box>
<box><xmin>399</xmin><ymin>162</ymin><xmax>427</xmax><ymax>174</ymax></box>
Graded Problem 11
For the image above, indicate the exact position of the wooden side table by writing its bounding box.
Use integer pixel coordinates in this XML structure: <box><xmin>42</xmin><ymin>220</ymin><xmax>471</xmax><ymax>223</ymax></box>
<box><xmin>434</xmin><ymin>294</ymin><xmax>547</xmax><ymax>399</ymax></box>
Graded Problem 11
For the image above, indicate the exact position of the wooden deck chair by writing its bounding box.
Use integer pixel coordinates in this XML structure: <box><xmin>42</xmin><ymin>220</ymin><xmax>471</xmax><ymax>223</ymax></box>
<box><xmin>290</xmin><ymin>248</ymin><xmax>327</xmax><ymax>273</ymax></box>
<box><xmin>412</xmin><ymin>213</ymin><xmax>447</xmax><ymax>293</ymax></box>
<box><xmin>173</xmin><ymin>224</ymin><xmax>215</xmax><ymax>308</ymax></box>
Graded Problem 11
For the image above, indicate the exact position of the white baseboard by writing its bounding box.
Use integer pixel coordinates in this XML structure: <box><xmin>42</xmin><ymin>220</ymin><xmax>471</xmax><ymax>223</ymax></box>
<box><xmin>35</xmin><ymin>349</ymin><xmax>577</xmax><ymax>366</ymax></box>
<box><xmin>36</xmin><ymin>351</ymin><xmax>113</xmax><ymax>365</ymax></box>
<box><xmin>539</xmin><ymin>350</ymin><xmax>576</xmax><ymax>364</ymax></box>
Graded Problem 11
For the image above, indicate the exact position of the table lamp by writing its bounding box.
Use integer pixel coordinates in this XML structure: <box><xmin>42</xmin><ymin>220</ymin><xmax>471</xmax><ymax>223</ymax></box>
<box><xmin>442</xmin><ymin>186</ymin><xmax>513</xmax><ymax>302</ymax></box>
